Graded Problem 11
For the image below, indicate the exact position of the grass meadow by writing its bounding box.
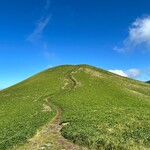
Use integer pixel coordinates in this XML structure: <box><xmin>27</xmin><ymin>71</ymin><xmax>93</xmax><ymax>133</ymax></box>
<box><xmin>1</xmin><ymin>65</ymin><xmax>150</xmax><ymax>149</ymax></box>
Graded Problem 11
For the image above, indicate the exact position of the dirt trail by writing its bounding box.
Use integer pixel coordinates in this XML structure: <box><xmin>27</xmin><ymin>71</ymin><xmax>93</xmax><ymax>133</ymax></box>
<box><xmin>14</xmin><ymin>67</ymin><xmax>87</xmax><ymax>150</ymax></box>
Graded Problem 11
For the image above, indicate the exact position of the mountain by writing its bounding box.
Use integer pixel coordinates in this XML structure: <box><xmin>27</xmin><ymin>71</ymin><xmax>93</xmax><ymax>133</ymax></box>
<box><xmin>1</xmin><ymin>65</ymin><xmax>150</xmax><ymax>150</ymax></box>
<box><xmin>146</xmin><ymin>80</ymin><xmax>150</xmax><ymax>83</ymax></box>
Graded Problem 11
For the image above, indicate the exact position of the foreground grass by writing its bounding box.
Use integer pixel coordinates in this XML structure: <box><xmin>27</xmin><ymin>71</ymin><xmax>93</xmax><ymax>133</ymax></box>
<box><xmin>1</xmin><ymin>64</ymin><xmax>150</xmax><ymax>150</ymax></box>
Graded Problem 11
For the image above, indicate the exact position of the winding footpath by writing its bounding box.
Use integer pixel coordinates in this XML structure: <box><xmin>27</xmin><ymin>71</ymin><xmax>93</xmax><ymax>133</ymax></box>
<box><xmin>14</xmin><ymin>67</ymin><xmax>87</xmax><ymax>150</ymax></box>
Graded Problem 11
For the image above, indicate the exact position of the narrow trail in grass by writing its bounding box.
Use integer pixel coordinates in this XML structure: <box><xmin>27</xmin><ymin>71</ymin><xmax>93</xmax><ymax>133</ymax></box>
<box><xmin>14</xmin><ymin>67</ymin><xmax>87</xmax><ymax>150</ymax></box>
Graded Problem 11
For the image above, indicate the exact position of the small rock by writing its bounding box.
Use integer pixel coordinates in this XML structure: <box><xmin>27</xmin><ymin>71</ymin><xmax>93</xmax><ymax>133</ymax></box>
<box><xmin>46</xmin><ymin>142</ymin><xmax>52</xmax><ymax>147</ymax></box>
<box><xmin>39</xmin><ymin>146</ymin><xmax>46</xmax><ymax>150</ymax></box>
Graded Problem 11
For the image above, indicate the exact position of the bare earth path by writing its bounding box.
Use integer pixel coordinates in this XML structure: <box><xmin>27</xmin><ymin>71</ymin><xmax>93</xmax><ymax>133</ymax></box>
<box><xmin>14</xmin><ymin>67</ymin><xmax>87</xmax><ymax>150</ymax></box>
<box><xmin>14</xmin><ymin>101</ymin><xmax>86</xmax><ymax>150</ymax></box>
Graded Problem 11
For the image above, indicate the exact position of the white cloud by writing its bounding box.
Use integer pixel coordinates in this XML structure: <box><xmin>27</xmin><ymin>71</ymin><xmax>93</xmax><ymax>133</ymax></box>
<box><xmin>109</xmin><ymin>68</ymin><xmax>150</xmax><ymax>81</ymax></box>
<box><xmin>109</xmin><ymin>69</ymin><xmax>142</xmax><ymax>78</ymax></box>
<box><xmin>129</xmin><ymin>17</ymin><xmax>150</xmax><ymax>45</ymax></box>
<box><xmin>125</xmin><ymin>69</ymin><xmax>141</xmax><ymax>78</ymax></box>
<box><xmin>115</xmin><ymin>15</ymin><xmax>150</xmax><ymax>52</ymax></box>
<box><xmin>109</xmin><ymin>70</ymin><xmax>128</xmax><ymax>77</ymax></box>
<box><xmin>27</xmin><ymin>16</ymin><xmax>50</xmax><ymax>42</ymax></box>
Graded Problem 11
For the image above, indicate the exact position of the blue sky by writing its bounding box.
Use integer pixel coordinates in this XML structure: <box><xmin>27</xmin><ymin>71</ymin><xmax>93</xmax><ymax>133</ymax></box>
<box><xmin>1</xmin><ymin>0</ymin><xmax>150</xmax><ymax>89</ymax></box>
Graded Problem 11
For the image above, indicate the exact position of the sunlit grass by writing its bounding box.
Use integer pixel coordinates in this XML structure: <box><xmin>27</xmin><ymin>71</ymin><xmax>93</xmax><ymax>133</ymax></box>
<box><xmin>52</xmin><ymin>65</ymin><xmax>150</xmax><ymax>149</ymax></box>
<box><xmin>1</xmin><ymin>64</ymin><xmax>150</xmax><ymax>149</ymax></box>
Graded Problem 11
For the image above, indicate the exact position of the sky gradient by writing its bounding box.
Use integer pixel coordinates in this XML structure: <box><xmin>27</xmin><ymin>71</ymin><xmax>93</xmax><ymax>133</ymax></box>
<box><xmin>1</xmin><ymin>0</ymin><xmax>150</xmax><ymax>89</ymax></box>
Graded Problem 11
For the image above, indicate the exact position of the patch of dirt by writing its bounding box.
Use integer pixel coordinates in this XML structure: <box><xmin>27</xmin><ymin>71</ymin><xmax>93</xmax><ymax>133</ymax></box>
<box><xmin>42</xmin><ymin>103</ymin><xmax>51</xmax><ymax>112</ymax></box>
<box><xmin>124</xmin><ymin>83</ymin><xmax>150</xmax><ymax>90</ymax></box>
<box><xmin>70</xmin><ymin>68</ymin><xmax>82</xmax><ymax>88</ymax></box>
<box><xmin>84</xmin><ymin>68</ymin><xmax>101</xmax><ymax>78</ymax></box>
<box><xmin>125</xmin><ymin>88</ymin><xmax>146</xmax><ymax>97</ymax></box>
<box><xmin>126</xmin><ymin>83</ymin><xmax>141</xmax><ymax>88</ymax></box>
<box><xmin>61</xmin><ymin>79</ymin><xmax>69</xmax><ymax>90</ymax></box>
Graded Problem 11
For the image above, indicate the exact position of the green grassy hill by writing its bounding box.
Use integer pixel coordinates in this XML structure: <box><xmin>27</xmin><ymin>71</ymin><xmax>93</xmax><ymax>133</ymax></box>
<box><xmin>1</xmin><ymin>65</ymin><xmax>150</xmax><ymax>150</ymax></box>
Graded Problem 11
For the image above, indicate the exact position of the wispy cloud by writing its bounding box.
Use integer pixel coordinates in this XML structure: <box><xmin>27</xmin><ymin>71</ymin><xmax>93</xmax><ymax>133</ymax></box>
<box><xmin>115</xmin><ymin>15</ymin><xmax>150</xmax><ymax>52</ymax></box>
<box><xmin>27</xmin><ymin>16</ymin><xmax>50</xmax><ymax>42</ymax></box>
<box><xmin>43</xmin><ymin>43</ymin><xmax>59</xmax><ymax>69</ymax></box>
<box><xmin>44</xmin><ymin>0</ymin><xmax>51</xmax><ymax>10</ymax></box>
<box><xmin>44</xmin><ymin>49</ymin><xmax>58</xmax><ymax>61</ymax></box>
<box><xmin>27</xmin><ymin>0</ymin><xmax>58</xmax><ymax>65</ymax></box>
<box><xmin>27</xmin><ymin>0</ymin><xmax>51</xmax><ymax>43</ymax></box>
<box><xmin>43</xmin><ymin>42</ymin><xmax>58</xmax><ymax>61</ymax></box>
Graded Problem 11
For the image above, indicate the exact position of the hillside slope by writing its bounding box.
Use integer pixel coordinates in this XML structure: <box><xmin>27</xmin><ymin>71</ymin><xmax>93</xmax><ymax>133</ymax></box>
<box><xmin>0</xmin><ymin>65</ymin><xmax>76</xmax><ymax>150</ymax></box>
<box><xmin>1</xmin><ymin>65</ymin><xmax>150</xmax><ymax>150</ymax></box>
